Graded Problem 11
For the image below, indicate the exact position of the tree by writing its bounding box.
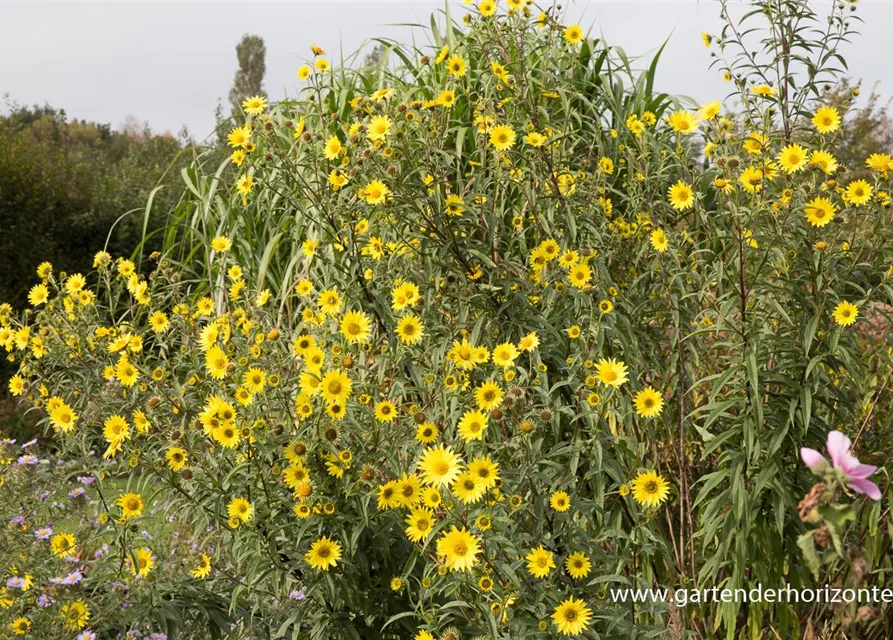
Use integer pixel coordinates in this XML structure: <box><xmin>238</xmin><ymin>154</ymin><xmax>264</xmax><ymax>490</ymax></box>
<box><xmin>228</xmin><ymin>34</ymin><xmax>266</xmax><ymax>118</ymax></box>
<box><xmin>363</xmin><ymin>43</ymin><xmax>386</xmax><ymax>69</ymax></box>
<box><xmin>0</xmin><ymin>103</ymin><xmax>185</xmax><ymax>311</ymax></box>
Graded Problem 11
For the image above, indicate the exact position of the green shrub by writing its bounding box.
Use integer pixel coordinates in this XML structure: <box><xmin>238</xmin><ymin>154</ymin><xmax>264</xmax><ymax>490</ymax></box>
<box><xmin>2</xmin><ymin>2</ymin><xmax>893</xmax><ymax>639</ymax></box>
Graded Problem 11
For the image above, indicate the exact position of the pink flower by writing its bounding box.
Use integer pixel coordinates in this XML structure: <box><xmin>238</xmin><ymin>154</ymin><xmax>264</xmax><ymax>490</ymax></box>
<box><xmin>801</xmin><ymin>431</ymin><xmax>881</xmax><ymax>501</ymax></box>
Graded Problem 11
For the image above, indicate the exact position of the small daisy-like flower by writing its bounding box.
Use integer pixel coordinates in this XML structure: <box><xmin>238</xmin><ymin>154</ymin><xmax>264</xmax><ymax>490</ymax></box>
<box><xmin>832</xmin><ymin>301</ymin><xmax>858</xmax><ymax>327</ymax></box>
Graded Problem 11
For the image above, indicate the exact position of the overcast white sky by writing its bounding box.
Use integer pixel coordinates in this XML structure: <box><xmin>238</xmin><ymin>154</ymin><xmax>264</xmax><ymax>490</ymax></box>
<box><xmin>2</xmin><ymin>1</ymin><xmax>891</xmax><ymax>140</ymax></box>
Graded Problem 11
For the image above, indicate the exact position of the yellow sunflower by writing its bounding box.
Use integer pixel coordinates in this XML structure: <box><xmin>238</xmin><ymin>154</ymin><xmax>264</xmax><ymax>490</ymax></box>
<box><xmin>405</xmin><ymin>507</ymin><xmax>435</xmax><ymax>542</ymax></box>
<box><xmin>491</xmin><ymin>342</ymin><xmax>519</xmax><ymax>368</ymax></box>
<box><xmin>832</xmin><ymin>301</ymin><xmax>858</xmax><ymax>327</ymax></box>
<box><xmin>777</xmin><ymin>143</ymin><xmax>808</xmax><ymax>173</ymax></box>
<box><xmin>565</xmin><ymin>552</ymin><xmax>592</xmax><ymax>579</ymax></box>
<box><xmin>377</xmin><ymin>481</ymin><xmax>401</xmax><ymax>511</ymax></box>
<box><xmin>630</xmin><ymin>470</ymin><xmax>671</xmax><ymax>508</ymax></box>
<box><xmin>446</xmin><ymin>54</ymin><xmax>467</xmax><ymax>77</ymax></box>
<box><xmin>452</xmin><ymin>471</ymin><xmax>486</xmax><ymax>504</ymax></box>
<box><xmin>10</xmin><ymin>617</ymin><xmax>31</xmax><ymax>635</ymax></box>
<box><xmin>568</xmin><ymin>263</ymin><xmax>592</xmax><ymax>289</ymax></box>
<box><xmin>319</xmin><ymin>369</ymin><xmax>352</xmax><ymax>406</ymax></box>
<box><xmin>809</xmin><ymin>150</ymin><xmax>838</xmax><ymax>174</ymax></box>
<box><xmin>190</xmin><ymin>553</ymin><xmax>212</xmax><ymax>579</ymax></box>
<box><xmin>595</xmin><ymin>358</ymin><xmax>629</xmax><ymax>388</ymax></box>
<box><xmin>166</xmin><ymin>447</ymin><xmax>188</xmax><ymax>471</ymax></box>
<box><xmin>549</xmin><ymin>490</ymin><xmax>571</xmax><ymax>512</ymax></box>
<box><xmin>468</xmin><ymin>456</ymin><xmax>500</xmax><ymax>490</ymax></box>
<box><xmin>396</xmin><ymin>314</ymin><xmax>425</xmax><ymax>344</ymax></box>
<box><xmin>130</xmin><ymin>547</ymin><xmax>154</xmax><ymax>578</ymax></box>
<box><xmin>435</xmin><ymin>527</ymin><xmax>481</xmax><ymax>572</ymax></box>
<box><xmin>415</xmin><ymin>422</ymin><xmax>439</xmax><ymax>444</ymax></box>
<box><xmin>474</xmin><ymin>380</ymin><xmax>504</xmax><ymax>411</ymax></box>
<box><xmin>305</xmin><ymin>536</ymin><xmax>342</xmax><ymax>571</ymax></box>
<box><xmin>60</xmin><ymin>600</ymin><xmax>90</xmax><ymax>630</ymax></box>
<box><xmin>489</xmin><ymin>125</ymin><xmax>516</xmax><ymax>152</ymax></box>
<box><xmin>374</xmin><ymin>400</ymin><xmax>397</xmax><ymax>423</ymax></box>
<box><xmin>457</xmin><ymin>409</ymin><xmax>489</xmax><ymax>442</ymax></box>
<box><xmin>812</xmin><ymin>106</ymin><xmax>841</xmax><ymax>134</ymax></box>
<box><xmin>367</xmin><ymin>115</ymin><xmax>392</xmax><ymax>141</ymax></box>
<box><xmin>28</xmin><ymin>284</ymin><xmax>48</xmax><ymax>306</ymax></box>
<box><xmin>418</xmin><ymin>444</ymin><xmax>463</xmax><ymax>487</ymax></box>
<box><xmin>667</xmin><ymin>180</ymin><xmax>695</xmax><ymax>210</ymax></box>
<box><xmin>117</xmin><ymin>492</ymin><xmax>144</xmax><ymax>520</ymax></box>
<box><xmin>563</xmin><ymin>24</ymin><xmax>584</xmax><ymax>45</ymax></box>
<box><xmin>340</xmin><ymin>310</ymin><xmax>372</xmax><ymax>344</ymax></box>
<box><xmin>666</xmin><ymin>110</ymin><xmax>699</xmax><ymax>135</ymax></box>
<box><xmin>844</xmin><ymin>179</ymin><xmax>872</xmax><ymax>206</ymax></box>
<box><xmin>148</xmin><ymin>311</ymin><xmax>169</xmax><ymax>333</ymax></box>
<box><xmin>227</xmin><ymin>497</ymin><xmax>254</xmax><ymax>524</ymax></box>
<box><xmin>211</xmin><ymin>235</ymin><xmax>232</xmax><ymax>252</ymax></box>
<box><xmin>241</xmin><ymin>95</ymin><xmax>267</xmax><ymax>115</ymax></box>
<box><xmin>318</xmin><ymin>288</ymin><xmax>343</xmax><ymax>315</ymax></box>
<box><xmin>51</xmin><ymin>532</ymin><xmax>76</xmax><ymax>558</ymax></box>
<box><xmin>205</xmin><ymin>346</ymin><xmax>229</xmax><ymax>380</ymax></box>
<box><xmin>526</xmin><ymin>546</ymin><xmax>555</xmax><ymax>578</ymax></box>
<box><xmin>633</xmin><ymin>386</ymin><xmax>664</xmax><ymax>418</ymax></box>
<box><xmin>394</xmin><ymin>473</ymin><xmax>422</xmax><ymax>507</ymax></box>
<box><xmin>242</xmin><ymin>366</ymin><xmax>266</xmax><ymax>394</ymax></box>
<box><xmin>650</xmin><ymin>228</ymin><xmax>669</xmax><ymax>253</ymax></box>
<box><xmin>552</xmin><ymin>596</ymin><xmax>592</xmax><ymax>636</ymax></box>
<box><xmin>804</xmin><ymin>197</ymin><xmax>837</xmax><ymax>228</ymax></box>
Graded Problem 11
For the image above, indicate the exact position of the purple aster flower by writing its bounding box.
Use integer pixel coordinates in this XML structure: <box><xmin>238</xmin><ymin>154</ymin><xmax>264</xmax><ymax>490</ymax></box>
<box><xmin>77</xmin><ymin>632</ymin><xmax>97</xmax><ymax>640</ymax></box>
<box><xmin>57</xmin><ymin>570</ymin><xmax>83</xmax><ymax>585</ymax></box>
<box><xmin>78</xmin><ymin>476</ymin><xmax>96</xmax><ymax>485</ymax></box>
<box><xmin>21</xmin><ymin>438</ymin><xmax>37</xmax><ymax>449</ymax></box>
<box><xmin>801</xmin><ymin>430</ymin><xmax>882</xmax><ymax>500</ymax></box>
<box><xmin>35</xmin><ymin>527</ymin><xmax>53</xmax><ymax>539</ymax></box>
<box><xmin>6</xmin><ymin>576</ymin><xmax>26</xmax><ymax>589</ymax></box>
<box><xmin>17</xmin><ymin>454</ymin><xmax>38</xmax><ymax>465</ymax></box>
<box><xmin>69</xmin><ymin>487</ymin><xmax>86</xmax><ymax>499</ymax></box>
<box><xmin>37</xmin><ymin>593</ymin><xmax>54</xmax><ymax>607</ymax></box>
<box><xmin>9</xmin><ymin>515</ymin><xmax>25</xmax><ymax>526</ymax></box>
<box><xmin>289</xmin><ymin>588</ymin><xmax>306</xmax><ymax>601</ymax></box>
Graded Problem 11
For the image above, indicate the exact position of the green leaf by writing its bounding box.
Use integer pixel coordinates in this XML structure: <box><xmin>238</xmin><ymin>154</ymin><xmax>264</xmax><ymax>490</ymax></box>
<box><xmin>797</xmin><ymin>531</ymin><xmax>821</xmax><ymax>580</ymax></box>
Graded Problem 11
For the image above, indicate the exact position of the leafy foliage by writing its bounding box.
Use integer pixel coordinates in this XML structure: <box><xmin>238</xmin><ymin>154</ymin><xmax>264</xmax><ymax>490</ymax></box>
<box><xmin>2</xmin><ymin>2</ymin><xmax>893</xmax><ymax>640</ymax></box>
<box><xmin>0</xmin><ymin>103</ymin><xmax>187</xmax><ymax>311</ymax></box>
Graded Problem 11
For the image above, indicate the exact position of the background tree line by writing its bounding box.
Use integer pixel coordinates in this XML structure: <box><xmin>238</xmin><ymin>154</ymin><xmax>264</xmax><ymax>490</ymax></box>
<box><xmin>0</xmin><ymin>34</ymin><xmax>267</xmax><ymax>433</ymax></box>
<box><xmin>0</xmin><ymin>101</ymin><xmax>187</xmax><ymax>309</ymax></box>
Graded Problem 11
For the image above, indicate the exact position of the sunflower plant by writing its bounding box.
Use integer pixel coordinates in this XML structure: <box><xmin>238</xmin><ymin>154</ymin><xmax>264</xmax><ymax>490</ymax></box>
<box><xmin>3</xmin><ymin>1</ymin><xmax>893</xmax><ymax>639</ymax></box>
